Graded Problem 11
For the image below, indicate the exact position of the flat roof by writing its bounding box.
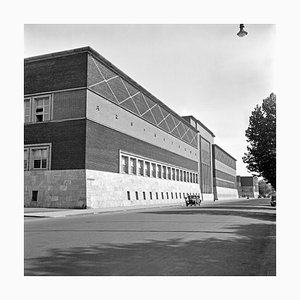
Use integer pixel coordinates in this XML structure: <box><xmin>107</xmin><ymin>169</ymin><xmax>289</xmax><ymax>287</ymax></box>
<box><xmin>25</xmin><ymin>46</ymin><xmax>198</xmax><ymax>134</ymax></box>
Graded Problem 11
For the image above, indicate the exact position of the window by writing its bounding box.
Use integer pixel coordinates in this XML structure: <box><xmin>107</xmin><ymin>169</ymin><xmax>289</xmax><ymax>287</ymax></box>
<box><xmin>24</xmin><ymin>144</ymin><xmax>51</xmax><ymax>171</ymax></box>
<box><xmin>171</xmin><ymin>192</ymin><xmax>173</xmax><ymax>199</ymax></box>
<box><xmin>156</xmin><ymin>192</ymin><xmax>159</xmax><ymax>199</ymax></box>
<box><xmin>138</xmin><ymin>159</ymin><xmax>144</xmax><ymax>176</ymax></box>
<box><xmin>24</xmin><ymin>149</ymin><xmax>29</xmax><ymax>170</ymax></box>
<box><xmin>143</xmin><ymin>192</ymin><xmax>146</xmax><ymax>200</ymax></box>
<box><xmin>179</xmin><ymin>192</ymin><xmax>181</xmax><ymax>198</ymax></box>
<box><xmin>180</xmin><ymin>170</ymin><xmax>183</xmax><ymax>181</ymax></box>
<box><xmin>172</xmin><ymin>168</ymin><xmax>175</xmax><ymax>180</ymax></box>
<box><xmin>167</xmin><ymin>167</ymin><xmax>171</xmax><ymax>180</ymax></box>
<box><xmin>190</xmin><ymin>173</ymin><xmax>193</xmax><ymax>183</ymax></box>
<box><xmin>145</xmin><ymin>161</ymin><xmax>150</xmax><ymax>177</ymax></box>
<box><xmin>130</xmin><ymin>157</ymin><xmax>137</xmax><ymax>174</ymax></box>
<box><xmin>161</xmin><ymin>192</ymin><xmax>164</xmax><ymax>199</ymax></box>
<box><xmin>157</xmin><ymin>165</ymin><xmax>162</xmax><ymax>178</ymax></box>
<box><xmin>24</xmin><ymin>98</ymin><xmax>31</xmax><ymax>123</ymax></box>
<box><xmin>196</xmin><ymin>174</ymin><xmax>198</xmax><ymax>183</ymax></box>
<box><xmin>162</xmin><ymin>166</ymin><xmax>166</xmax><ymax>179</ymax></box>
<box><xmin>150</xmin><ymin>192</ymin><xmax>152</xmax><ymax>200</ymax></box>
<box><xmin>33</xmin><ymin>95</ymin><xmax>51</xmax><ymax>122</ymax></box>
<box><xmin>176</xmin><ymin>169</ymin><xmax>179</xmax><ymax>181</ymax></box>
<box><xmin>175</xmin><ymin>192</ymin><xmax>178</xmax><ymax>199</ymax></box>
<box><xmin>135</xmin><ymin>191</ymin><xmax>139</xmax><ymax>200</ymax></box>
<box><xmin>151</xmin><ymin>163</ymin><xmax>156</xmax><ymax>177</ymax></box>
<box><xmin>166</xmin><ymin>192</ymin><xmax>169</xmax><ymax>199</ymax></box>
<box><xmin>121</xmin><ymin>156</ymin><xmax>129</xmax><ymax>174</ymax></box>
<box><xmin>183</xmin><ymin>171</ymin><xmax>186</xmax><ymax>182</ymax></box>
<box><xmin>32</xmin><ymin>191</ymin><xmax>38</xmax><ymax>202</ymax></box>
<box><xmin>187</xmin><ymin>172</ymin><xmax>189</xmax><ymax>182</ymax></box>
<box><xmin>127</xmin><ymin>191</ymin><xmax>131</xmax><ymax>200</ymax></box>
<box><xmin>31</xmin><ymin>148</ymin><xmax>48</xmax><ymax>169</ymax></box>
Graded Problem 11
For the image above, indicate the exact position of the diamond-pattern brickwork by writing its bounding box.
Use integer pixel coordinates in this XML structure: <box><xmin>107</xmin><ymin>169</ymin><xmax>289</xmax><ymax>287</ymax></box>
<box><xmin>88</xmin><ymin>56</ymin><xmax>198</xmax><ymax>148</ymax></box>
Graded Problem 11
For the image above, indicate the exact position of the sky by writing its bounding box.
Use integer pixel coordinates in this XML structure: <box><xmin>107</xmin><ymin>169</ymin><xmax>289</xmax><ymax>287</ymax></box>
<box><xmin>24</xmin><ymin>24</ymin><xmax>276</xmax><ymax>176</ymax></box>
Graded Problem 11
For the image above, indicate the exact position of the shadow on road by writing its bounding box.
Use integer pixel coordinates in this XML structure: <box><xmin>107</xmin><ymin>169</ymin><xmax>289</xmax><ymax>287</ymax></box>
<box><xmin>25</xmin><ymin>222</ymin><xmax>276</xmax><ymax>276</ymax></box>
<box><xmin>141</xmin><ymin>208</ymin><xmax>276</xmax><ymax>222</ymax></box>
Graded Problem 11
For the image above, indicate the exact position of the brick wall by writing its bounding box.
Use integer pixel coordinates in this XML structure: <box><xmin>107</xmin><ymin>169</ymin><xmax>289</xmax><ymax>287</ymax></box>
<box><xmin>24</xmin><ymin>119</ymin><xmax>86</xmax><ymax>170</ymax></box>
<box><xmin>86</xmin><ymin>120</ymin><xmax>198</xmax><ymax>173</ymax></box>
<box><xmin>24</xmin><ymin>53</ymin><xmax>87</xmax><ymax>95</ymax></box>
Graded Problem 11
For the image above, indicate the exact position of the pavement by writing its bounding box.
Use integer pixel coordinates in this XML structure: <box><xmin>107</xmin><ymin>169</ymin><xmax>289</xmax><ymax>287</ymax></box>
<box><xmin>24</xmin><ymin>198</ymin><xmax>250</xmax><ymax>219</ymax></box>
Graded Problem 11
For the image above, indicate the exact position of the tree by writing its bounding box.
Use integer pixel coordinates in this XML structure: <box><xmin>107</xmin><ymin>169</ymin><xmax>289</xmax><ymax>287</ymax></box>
<box><xmin>243</xmin><ymin>93</ymin><xmax>276</xmax><ymax>189</ymax></box>
<box><xmin>258</xmin><ymin>179</ymin><xmax>274</xmax><ymax>197</ymax></box>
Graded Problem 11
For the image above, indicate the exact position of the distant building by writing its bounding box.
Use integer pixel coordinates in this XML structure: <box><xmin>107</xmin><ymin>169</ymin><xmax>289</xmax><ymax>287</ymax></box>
<box><xmin>236</xmin><ymin>176</ymin><xmax>259</xmax><ymax>198</ymax></box>
<box><xmin>212</xmin><ymin>144</ymin><xmax>239</xmax><ymax>200</ymax></box>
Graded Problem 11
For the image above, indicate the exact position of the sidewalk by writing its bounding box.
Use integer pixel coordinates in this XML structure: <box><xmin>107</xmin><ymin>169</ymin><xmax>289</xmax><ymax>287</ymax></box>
<box><xmin>24</xmin><ymin>198</ymin><xmax>243</xmax><ymax>219</ymax></box>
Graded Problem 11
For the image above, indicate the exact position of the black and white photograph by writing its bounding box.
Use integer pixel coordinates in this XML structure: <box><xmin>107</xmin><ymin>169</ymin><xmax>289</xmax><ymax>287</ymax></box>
<box><xmin>2</xmin><ymin>0</ymin><xmax>299</xmax><ymax>299</ymax></box>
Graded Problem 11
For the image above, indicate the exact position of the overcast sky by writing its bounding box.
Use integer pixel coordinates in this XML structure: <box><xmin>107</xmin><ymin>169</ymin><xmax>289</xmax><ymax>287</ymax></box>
<box><xmin>24</xmin><ymin>24</ymin><xmax>276</xmax><ymax>176</ymax></box>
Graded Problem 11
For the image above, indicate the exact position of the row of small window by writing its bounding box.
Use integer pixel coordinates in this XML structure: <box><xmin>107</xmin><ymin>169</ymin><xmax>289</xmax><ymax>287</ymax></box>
<box><xmin>120</xmin><ymin>154</ymin><xmax>198</xmax><ymax>183</ymax></box>
<box><xmin>24</xmin><ymin>145</ymin><xmax>50</xmax><ymax>171</ymax></box>
<box><xmin>24</xmin><ymin>95</ymin><xmax>52</xmax><ymax>123</ymax></box>
<box><xmin>127</xmin><ymin>190</ymin><xmax>200</xmax><ymax>201</ymax></box>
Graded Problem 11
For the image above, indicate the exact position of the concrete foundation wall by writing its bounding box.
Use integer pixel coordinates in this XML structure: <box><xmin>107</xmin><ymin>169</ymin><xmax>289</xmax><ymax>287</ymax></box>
<box><xmin>24</xmin><ymin>169</ymin><xmax>86</xmax><ymax>208</ymax></box>
<box><xmin>215</xmin><ymin>187</ymin><xmax>239</xmax><ymax>200</ymax></box>
<box><xmin>86</xmin><ymin>169</ymin><xmax>201</xmax><ymax>208</ymax></box>
<box><xmin>202</xmin><ymin>193</ymin><xmax>214</xmax><ymax>201</ymax></box>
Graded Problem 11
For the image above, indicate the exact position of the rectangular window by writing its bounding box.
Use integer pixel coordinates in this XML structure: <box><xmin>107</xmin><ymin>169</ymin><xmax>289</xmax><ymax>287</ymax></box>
<box><xmin>183</xmin><ymin>171</ymin><xmax>186</xmax><ymax>182</ymax></box>
<box><xmin>31</xmin><ymin>147</ymin><xmax>49</xmax><ymax>170</ymax></box>
<box><xmin>33</xmin><ymin>95</ymin><xmax>51</xmax><ymax>122</ymax></box>
<box><xmin>190</xmin><ymin>173</ymin><xmax>193</xmax><ymax>183</ymax></box>
<box><xmin>172</xmin><ymin>168</ymin><xmax>175</xmax><ymax>180</ymax></box>
<box><xmin>179</xmin><ymin>192</ymin><xmax>181</xmax><ymax>198</ymax></box>
<box><xmin>151</xmin><ymin>163</ymin><xmax>156</xmax><ymax>177</ymax></box>
<box><xmin>156</xmin><ymin>192</ymin><xmax>159</xmax><ymax>199</ymax></box>
<box><xmin>121</xmin><ymin>156</ymin><xmax>129</xmax><ymax>174</ymax></box>
<box><xmin>145</xmin><ymin>161</ymin><xmax>150</xmax><ymax>177</ymax></box>
<box><xmin>157</xmin><ymin>165</ymin><xmax>162</xmax><ymax>178</ymax></box>
<box><xmin>130</xmin><ymin>157</ymin><xmax>137</xmax><ymax>175</ymax></box>
<box><xmin>24</xmin><ymin>149</ymin><xmax>29</xmax><ymax>170</ymax></box>
<box><xmin>143</xmin><ymin>192</ymin><xmax>146</xmax><ymax>200</ymax></box>
<box><xmin>138</xmin><ymin>159</ymin><xmax>144</xmax><ymax>176</ymax></box>
<box><xmin>196</xmin><ymin>174</ymin><xmax>198</xmax><ymax>184</ymax></box>
<box><xmin>24</xmin><ymin>98</ymin><xmax>31</xmax><ymax>123</ymax></box>
<box><xmin>150</xmin><ymin>192</ymin><xmax>152</xmax><ymax>200</ymax></box>
<box><xmin>162</xmin><ymin>166</ymin><xmax>166</xmax><ymax>179</ymax></box>
<box><xmin>32</xmin><ymin>191</ymin><xmax>38</xmax><ymax>202</ymax></box>
<box><xmin>176</xmin><ymin>169</ymin><xmax>179</xmax><ymax>181</ymax></box>
<box><xmin>175</xmin><ymin>192</ymin><xmax>178</xmax><ymax>199</ymax></box>
<box><xmin>180</xmin><ymin>170</ymin><xmax>183</xmax><ymax>181</ymax></box>
<box><xmin>187</xmin><ymin>172</ymin><xmax>189</xmax><ymax>182</ymax></box>
<box><xmin>166</xmin><ymin>192</ymin><xmax>169</xmax><ymax>199</ymax></box>
<box><xmin>127</xmin><ymin>191</ymin><xmax>131</xmax><ymax>200</ymax></box>
<box><xmin>167</xmin><ymin>167</ymin><xmax>171</xmax><ymax>180</ymax></box>
<box><xmin>171</xmin><ymin>192</ymin><xmax>173</xmax><ymax>199</ymax></box>
<box><xmin>161</xmin><ymin>192</ymin><xmax>164</xmax><ymax>199</ymax></box>
<box><xmin>135</xmin><ymin>191</ymin><xmax>139</xmax><ymax>200</ymax></box>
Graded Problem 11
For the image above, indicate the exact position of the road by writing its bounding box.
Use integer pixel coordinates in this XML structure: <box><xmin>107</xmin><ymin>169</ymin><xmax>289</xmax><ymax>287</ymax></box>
<box><xmin>24</xmin><ymin>198</ymin><xmax>276</xmax><ymax>276</ymax></box>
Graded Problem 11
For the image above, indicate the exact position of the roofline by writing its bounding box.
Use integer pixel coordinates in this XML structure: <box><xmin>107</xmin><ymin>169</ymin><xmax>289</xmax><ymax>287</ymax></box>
<box><xmin>25</xmin><ymin>46</ymin><xmax>198</xmax><ymax>134</ymax></box>
<box><xmin>182</xmin><ymin>115</ymin><xmax>215</xmax><ymax>137</ymax></box>
<box><xmin>213</xmin><ymin>144</ymin><xmax>237</xmax><ymax>161</ymax></box>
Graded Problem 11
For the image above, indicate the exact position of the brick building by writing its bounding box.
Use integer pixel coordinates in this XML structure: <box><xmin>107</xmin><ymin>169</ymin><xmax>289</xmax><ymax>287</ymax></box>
<box><xmin>24</xmin><ymin>46</ymin><xmax>238</xmax><ymax>208</ymax></box>
<box><xmin>236</xmin><ymin>176</ymin><xmax>259</xmax><ymax>198</ymax></box>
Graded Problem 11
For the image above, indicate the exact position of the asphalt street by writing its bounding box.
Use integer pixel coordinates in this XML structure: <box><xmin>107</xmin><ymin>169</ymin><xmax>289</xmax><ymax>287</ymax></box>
<box><xmin>24</xmin><ymin>198</ymin><xmax>276</xmax><ymax>276</ymax></box>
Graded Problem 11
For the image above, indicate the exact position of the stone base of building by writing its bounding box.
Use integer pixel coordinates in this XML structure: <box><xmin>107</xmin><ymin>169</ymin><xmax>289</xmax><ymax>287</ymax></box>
<box><xmin>214</xmin><ymin>187</ymin><xmax>239</xmax><ymax>200</ymax></box>
<box><xmin>24</xmin><ymin>169</ymin><xmax>202</xmax><ymax>209</ymax></box>
<box><xmin>86</xmin><ymin>169</ymin><xmax>201</xmax><ymax>208</ymax></box>
<box><xmin>24</xmin><ymin>169</ymin><xmax>86</xmax><ymax>208</ymax></box>
<box><xmin>202</xmin><ymin>193</ymin><xmax>214</xmax><ymax>201</ymax></box>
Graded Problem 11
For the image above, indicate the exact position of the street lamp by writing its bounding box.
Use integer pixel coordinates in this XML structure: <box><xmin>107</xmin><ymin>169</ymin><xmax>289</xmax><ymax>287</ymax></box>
<box><xmin>237</xmin><ymin>24</ymin><xmax>248</xmax><ymax>37</ymax></box>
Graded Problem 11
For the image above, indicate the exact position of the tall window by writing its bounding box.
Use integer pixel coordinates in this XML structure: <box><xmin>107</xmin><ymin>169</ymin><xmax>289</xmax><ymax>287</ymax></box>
<box><xmin>24</xmin><ymin>95</ymin><xmax>51</xmax><ymax>123</ymax></box>
<box><xmin>162</xmin><ymin>166</ymin><xmax>166</xmax><ymax>179</ymax></box>
<box><xmin>24</xmin><ymin>98</ymin><xmax>31</xmax><ymax>123</ymax></box>
<box><xmin>176</xmin><ymin>169</ymin><xmax>179</xmax><ymax>181</ymax></box>
<box><xmin>130</xmin><ymin>158</ymin><xmax>137</xmax><ymax>174</ymax></box>
<box><xmin>145</xmin><ymin>161</ymin><xmax>150</xmax><ymax>177</ymax></box>
<box><xmin>151</xmin><ymin>163</ymin><xmax>156</xmax><ymax>177</ymax></box>
<box><xmin>167</xmin><ymin>167</ymin><xmax>171</xmax><ymax>180</ymax></box>
<box><xmin>172</xmin><ymin>168</ymin><xmax>175</xmax><ymax>180</ymax></box>
<box><xmin>138</xmin><ymin>160</ymin><xmax>144</xmax><ymax>176</ymax></box>
<box><xmin>121</xmin><ymin>156</ymin><xmax>129</xmax><ymax>174</ymax></box>
<box><xmin>31</xmin><ymin>148</ymin><xmax>49</xmax><ymax>169</ymax></box>
<box><xmin>157</xmin><ymin>165</ymin><xmax>162</xmax><ymax>178</ymax></box>
<box><xmin>24</xmin><ymin>149</ymin><xmax>29</xmax><ymax>170</ymax></box>
<box><xmin>33</xmin><ymin>96</ymin><xmax>51</xmax><ymax>122</ymax></box>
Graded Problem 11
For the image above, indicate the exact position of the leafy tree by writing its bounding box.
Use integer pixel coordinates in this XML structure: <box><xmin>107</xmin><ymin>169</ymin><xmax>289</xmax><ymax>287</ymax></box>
<box><xmin>243</xmin><ymin>93</ymin><xmax>276</xmax><ymax>189</ymax></box>
<box><xmin>258</xmin><ymin>180</ymin><xmax>274</xmax><ymax>196</ymax></box>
